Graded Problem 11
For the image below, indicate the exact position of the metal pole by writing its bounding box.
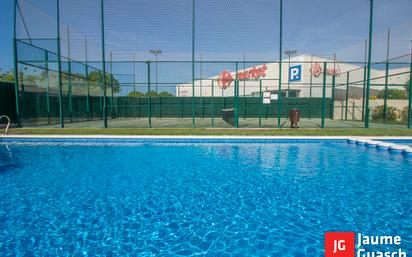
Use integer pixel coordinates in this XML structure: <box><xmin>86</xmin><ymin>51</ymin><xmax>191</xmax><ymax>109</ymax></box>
<box><xmin>147</xmin><ymin>61</ymin><xmax>152</xmax><ymax>128</ymax></box>
<box><xmin>234</xmin><ymin>62</ymin><xmax>239</xmax><ymax>128</ymax></box>
<box><xmin>277</xmin><ymin>0</ymin><xmax>283</xmax><ymax>128</ymax></box>
<box><xmin>352</xmin><ymin>100</ymin><xmax>355</xmax><ymax>121</ymax></box>
<box><xmin>407</xmin><ymin>41</ymin><xmax>412</xmax><ymax>128</ymax></box>
<box><xmin>85</xmin><ymin>37</ymin><xmax>90</xmax><ymax>120</ymax></box>
<box><xmin>56</xmin><ymin>0</ymin><xmax>64</xmax><ymax>128</ymax></box>
<box><xmin>331</xmin><ymin>75</ymin><xmax>336</xmax><ymax>119</ymax></box>
<box><xmin>330</xmin><ymin>53</ymin><xmax>337</xmax><ymax>120</ymax></box>
<box><xmin>200</xmin><ymin>54</ymin><xmax>204</xmax><ymax>119</ymax></box>
<box><xmin>45</xmin><ymin>51</ymin><xmax>51</xmax><ymax>124</ymax></box>
<box><xmin>191</xmin><ymin>0</ymin><xmax>196</xmax><ymax>128</ymax></box>
<box><xmin>243</xmin><ymin>53</ymin><xmax>246</xmax><ymax>119</ymax></box>
<box><xmin>321</xmin><ymin>62</ymin><xmax>327</xmax><ymax>128</ymax></box>
<box><xmin>364</xmin><ymin>0</ymin><xmax>374</xmax><ymax>128</ymax></box>
<box><xmin>383</xmin><ymin>28</ymin><xmax>390</xmax><ymax>123</ymax></box>
<box><xmin>133</xmin><ymin>53</ymin><xmax>136</xmax><ymax>92</ymax></box>
<box><xmin>110</xmin><ymin>52</ymin><xmax>114</xmax><ymax>118</ymax></box>
<box><xmin>361</xmin><ymin>38</ymin><xmax>367</xmax><ymax>122</ymax></box>
<box><xmin>287</xmin><ymin>54</ymin><xmax>291</xmax><ymax>95</ymax></box>
<box><xmin>67</xmin><ymin>26</ymin><xmax>73</xmax><ymax>122</ymax></box>
<box><xmin>211</xmin><ymin>80</ymin><xmax>215</xmax><ymax>127</ymax></box>
<box><xmin>100</xmin><ymin>0</ymin><xmax>107</xmax><ymax>128</ymax></box>
<box><xmin>345</xmin><ymin>71</ymin><xmax>350</xmax><ymax>121</ymax></box>
<box><xmin>13</xmin><ymin>0</ymin><xmax>21</xmax><ymax>127</ymax></box>
<box><xmin>155</xmin><ymin>54</ymin><xmax>158</xmax><ymax>93</ymax></box>
<box><xmin>309</xmin><ymin>56</ymin><xmax>313</xmax><ymax>120</ymax></box>
<box><xmin>200</xmin><ymin>54</ymin><xmax>202</xmax><ymax>97</ymax></box>
<box><xmin>259</xmin><ymin>79</ymin><xmax>262</xmax><ymax>127</ymax></box>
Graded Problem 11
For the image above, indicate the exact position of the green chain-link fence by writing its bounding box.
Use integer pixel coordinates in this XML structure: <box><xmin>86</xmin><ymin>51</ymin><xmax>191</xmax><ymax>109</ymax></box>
<box><xmin>6</xmin><ymin>0</ymin><xmax>412</xmax><ymax>129</ymax></box>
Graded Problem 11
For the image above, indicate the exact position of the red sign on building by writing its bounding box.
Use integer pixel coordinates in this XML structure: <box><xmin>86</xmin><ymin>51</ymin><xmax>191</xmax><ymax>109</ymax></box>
<box><xmin>218</xmin><ymin>64</ymin><xmax>267</xmax><ymax>90</ymax></box>
<box><xmin>310</xmin><ymin>63</ymin><xmax>340</xmax><ymax>78</ymax></box>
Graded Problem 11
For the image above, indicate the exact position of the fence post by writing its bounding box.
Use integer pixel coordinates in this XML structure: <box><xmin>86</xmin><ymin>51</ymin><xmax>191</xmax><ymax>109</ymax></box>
<box><xmin>383</xmin><ymin>28</ymin><xmax>390</xmax><ymax>123</ymax></box>
<box><xmin>330</xmin><ymin>74</ymin><xmax>336</xmax><ymax>119</ymax></box>
<box><xmin>68</xmin><ymin>60</ymin><xmax>73</xmax><ymax>121</ymax></box>
<box><xmin>45</xmin><ymin>51</ymin><xmax>51</xmax><ymax>124</ymax></box>
<box><xmin>321</xmin><ymin>62</ymin><xmax>327</xmax><ymax>128</ymax></box>
<box><xmin>234</xmin><ymin>62</ymin><xmax>239</xmax><ymax>128</ymax></box>
<box><xmin>100</xmin><ymin>0</ymin><xmax>107</xmax><ymax>128</ymax></box>
<box><xmin>180</xmin><ymin>96</ymin><xmax>183</xmax><ymax>119</ymax></box>
<box><xmin>345</xmin><ymin>72</ymin><xmax>349</xmax><ymax>121</ymax></box>
<box><xmin>364</xmin><ymin>0</ymin><xmax>374</xmax><ymax>128</ymax></box>
<box><xmin>361</xmin><ymin>39</ymin><xmax>367</xmax><ymax>122</ymax></box>
<box><xmin>12</xmin><ymin>0</ymin><xmax>21</xmax><ymax>127</ymax></box>
<box><xmin>408</xmin><ymin>45</ymin><xmax>412</xmax><ymax>128</ymax></box>
<box><xmin>110</xmin><ymin>74</ymin><xmax>114</xmax><ymax>118</ymax></box>
<box><xmin>85</xmin><ymin>37</ymin><xmax>91</xmax><ymax>120</ymax></box>
<box><xmin>309</xmin><ymin>58</ymin><xmax>313</xmax><ymax>120</ymax></box>
<box><xmin>67</xmin><ymin>26</ymin><xmax>73</xmax><ymax>122</ymax></box>
<box><xmin>211</xmin><ymin>80</ymin><xmax>215</xmax><ymax>127</ymax></box>
<box><xmin>147</xmin><ymin>61</ymin><xmax>152</xmax><ymax>128</ymax></box>
<box><xmin>352</xmin><ymin>101</ymin><xmax>355</xmax><ymax>121</ymax></box>
<box><xmin>259</xmin><ymin>79</ymin><xmax>262</xmax><ymax>127</ymax></box>
<box><xmin>109</xmin><ymin>52</ymin><xmax>114</xmax><ymax>118</ymax></box>
<box><xmin>277</xmin><ymin>0</ymin><xmax>283</xmax><ymax>128</ymax></box>
<box><xmin>56</xmin><ymin>0</ymin><xmax>64</xmax><ymax>128</ymax></box>
<box><xmin>191</xmin><ymin>0</ymin><xmax>196</xmax><ymax>128</ymax></box>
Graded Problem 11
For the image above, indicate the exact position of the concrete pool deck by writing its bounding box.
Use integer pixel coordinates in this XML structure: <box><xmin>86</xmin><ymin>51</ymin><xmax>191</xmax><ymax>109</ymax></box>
<box><xmin>2</xmin><ymin>135</ymin><xmax>412</xmax><ymax>140</ymax></box>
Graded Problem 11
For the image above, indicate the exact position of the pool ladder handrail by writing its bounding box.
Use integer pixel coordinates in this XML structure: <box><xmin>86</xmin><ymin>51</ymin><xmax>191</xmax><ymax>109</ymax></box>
<box><xmin>0</xmin><ymin>115</ymin><xmax>11</xmax><ymax>135</ymax></box>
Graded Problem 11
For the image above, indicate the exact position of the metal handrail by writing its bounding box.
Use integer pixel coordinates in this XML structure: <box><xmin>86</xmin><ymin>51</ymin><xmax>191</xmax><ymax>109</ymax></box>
<box><xmin>0</xmin><ymin>115</ymin><xmax>11</xmax><ymax>135</ymax></box>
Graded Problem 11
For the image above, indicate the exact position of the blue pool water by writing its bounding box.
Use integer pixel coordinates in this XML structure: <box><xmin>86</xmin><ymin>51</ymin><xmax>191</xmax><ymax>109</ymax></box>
<box><xmin>381</xmin><ymin>139</ymin><xmax>412</xmax><ymax>147</ymax></box>
<box><xmin>0</xmin><ymin>139</ymin><xmax>411</xmax><ymax>256</ymax></box>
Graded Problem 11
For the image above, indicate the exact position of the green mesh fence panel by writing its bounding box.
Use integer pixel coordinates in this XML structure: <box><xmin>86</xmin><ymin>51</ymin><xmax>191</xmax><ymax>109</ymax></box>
<box><xmin>9</xmin><ymin>0</ymin><xmax>412</xmax><ymax>129</ymax></box>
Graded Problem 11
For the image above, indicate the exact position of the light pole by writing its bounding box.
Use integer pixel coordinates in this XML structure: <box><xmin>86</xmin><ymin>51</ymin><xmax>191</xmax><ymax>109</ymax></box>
<box><xmin>132</xmin><ymin>53</ymin><xmax>136</xmax><ymax>93</ymax></box>
<box><xmin>407</xmin><ymin>40</ymin><xmax>412</xmax><ymax>128</ymax></box>
<box><xmin>364</xmin><ymin>0</ymin><xmax>374</xmax><ymax>128</ymax></box>
<box><xmin>284</xmin><ymin>49</ymin><xmax>297</xmax><ymax>97</ymax></box>
<box><xmin>150</xmin><ymin>49</ymin><xmax>162</xmax><ymax>93</ymax></box>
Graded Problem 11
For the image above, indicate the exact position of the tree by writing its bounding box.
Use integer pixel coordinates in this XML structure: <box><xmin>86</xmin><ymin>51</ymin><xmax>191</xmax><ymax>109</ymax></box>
<box><xmin>127</xmin><ymin>91</ymin><xmax>145</xmax><ymax>97</ymax></box>
<box><xmin>127</xmin><ymin>90</ymin><xmax>174</xmax><ymax>97</ymax></box>
<box><xmin>377</xmin><ymin>89</ymin><xmax>406</xmax><ymax>100</ymax></box>
<box><xmin>0</xmin><ymin>70</ymin><xmax>14</xmax><ymax>82</ymax></box>
<box><xmin>146</xmin><ymin>90</ymin><xmax>173</xmax><ymax>97</ymax></box>
<box><xmin>405</xmin><ymin>79</ymin><xmax>410</xmax><ymax>96</ymax></box>
<box><xmin>87</xmin><ymin>70</ymin><xmax>121</xmax><ymax>94</ymax></box>
<box><xmin>156</xmin><ymin>91</ymin><xmax>174</xmax><ymax>97</ymax></box>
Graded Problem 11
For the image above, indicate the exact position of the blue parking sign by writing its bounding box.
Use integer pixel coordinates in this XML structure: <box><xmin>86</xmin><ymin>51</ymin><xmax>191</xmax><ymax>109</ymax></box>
<box><xmin>289</xmin><ymin>65</ymin><xmax>301</xmax><ymax>82</ymax></box>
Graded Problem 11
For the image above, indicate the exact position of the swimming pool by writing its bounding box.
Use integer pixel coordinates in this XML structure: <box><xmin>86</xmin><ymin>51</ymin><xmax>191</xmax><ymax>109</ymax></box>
<box><xmin>380</xmin><ymin>139</ymin><xmax>412</xmax><ymax>147</ymax></box>
<box><xmin>0</xmin><ymin>138</ymin><xmax>411</xmax><ymax>256</ymax></box>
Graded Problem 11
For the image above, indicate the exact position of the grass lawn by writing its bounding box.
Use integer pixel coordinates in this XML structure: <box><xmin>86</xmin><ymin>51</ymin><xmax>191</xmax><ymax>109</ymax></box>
<box><xmin>5</xmin><ymin>128</ymin><xmax>412</xmax><ymax>136</ymax></box>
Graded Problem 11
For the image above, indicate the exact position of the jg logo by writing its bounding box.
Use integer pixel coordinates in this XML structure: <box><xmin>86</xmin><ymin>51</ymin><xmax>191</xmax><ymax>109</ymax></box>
<box><xmin>289</xmin><ymin>64</ymin><xmax>302</xmax><ymax>82</ymax></box>
<box><xmin>325</xmin><ymin>232</ymin><xmax>355</xmax><ymax>257</ymax></box>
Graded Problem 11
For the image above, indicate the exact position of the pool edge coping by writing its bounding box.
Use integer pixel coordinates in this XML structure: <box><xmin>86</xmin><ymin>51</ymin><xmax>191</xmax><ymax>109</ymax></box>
<box><xmin>2</xmin><ymin>135</ymin><xmax>412</xmax><ymax>140</ymax></box>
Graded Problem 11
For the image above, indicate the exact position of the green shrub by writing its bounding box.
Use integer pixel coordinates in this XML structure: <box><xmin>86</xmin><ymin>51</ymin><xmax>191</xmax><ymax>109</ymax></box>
<box><xmin>401</xmin><ymin>107</ymin><xmax>408</xmax><ymax>122</ymax></box>
<box><xmin>371</xmin><ymin>105</ymin><xmax>399</xmax><ymax>121</ymax></box>
<box><xmin>377</xmin><ymin>89</ymin><xmax>407</xmax><ymax>100</ymax></box>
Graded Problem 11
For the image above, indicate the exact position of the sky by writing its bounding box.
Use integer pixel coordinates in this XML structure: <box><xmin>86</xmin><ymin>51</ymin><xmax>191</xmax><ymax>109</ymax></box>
<box><xmin>1</xmin><ymin>0</ymin><xmax>411</xmax><ymax>84</ymax></box>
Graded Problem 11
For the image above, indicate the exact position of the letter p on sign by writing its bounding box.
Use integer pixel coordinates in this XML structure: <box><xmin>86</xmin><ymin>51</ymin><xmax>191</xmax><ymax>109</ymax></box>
<box><xmin>325</xmin><ymin>232</ymin><xmax>355</xmax><ymax>257</ymax></box>
<box><xmin>289</xmin><ymin>65</ymin><xmax>301</xmax><ymax>82</ymax></box>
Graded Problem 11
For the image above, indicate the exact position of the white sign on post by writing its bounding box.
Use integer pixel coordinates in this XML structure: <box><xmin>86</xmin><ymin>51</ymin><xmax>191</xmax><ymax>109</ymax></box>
<box><xmin>263</xmin><ymin>98</ymin><xmax>271</xmax><ymax>104</ymax></box>
<box><xmin>263</xmin><ymin>92</ymin><xmax>271</xmax><ymax>98</ymax></box>
<box><xmin>270</xmin><ymin>94</ymin><xmax>278</xmax><ymax>100</ymax></box>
